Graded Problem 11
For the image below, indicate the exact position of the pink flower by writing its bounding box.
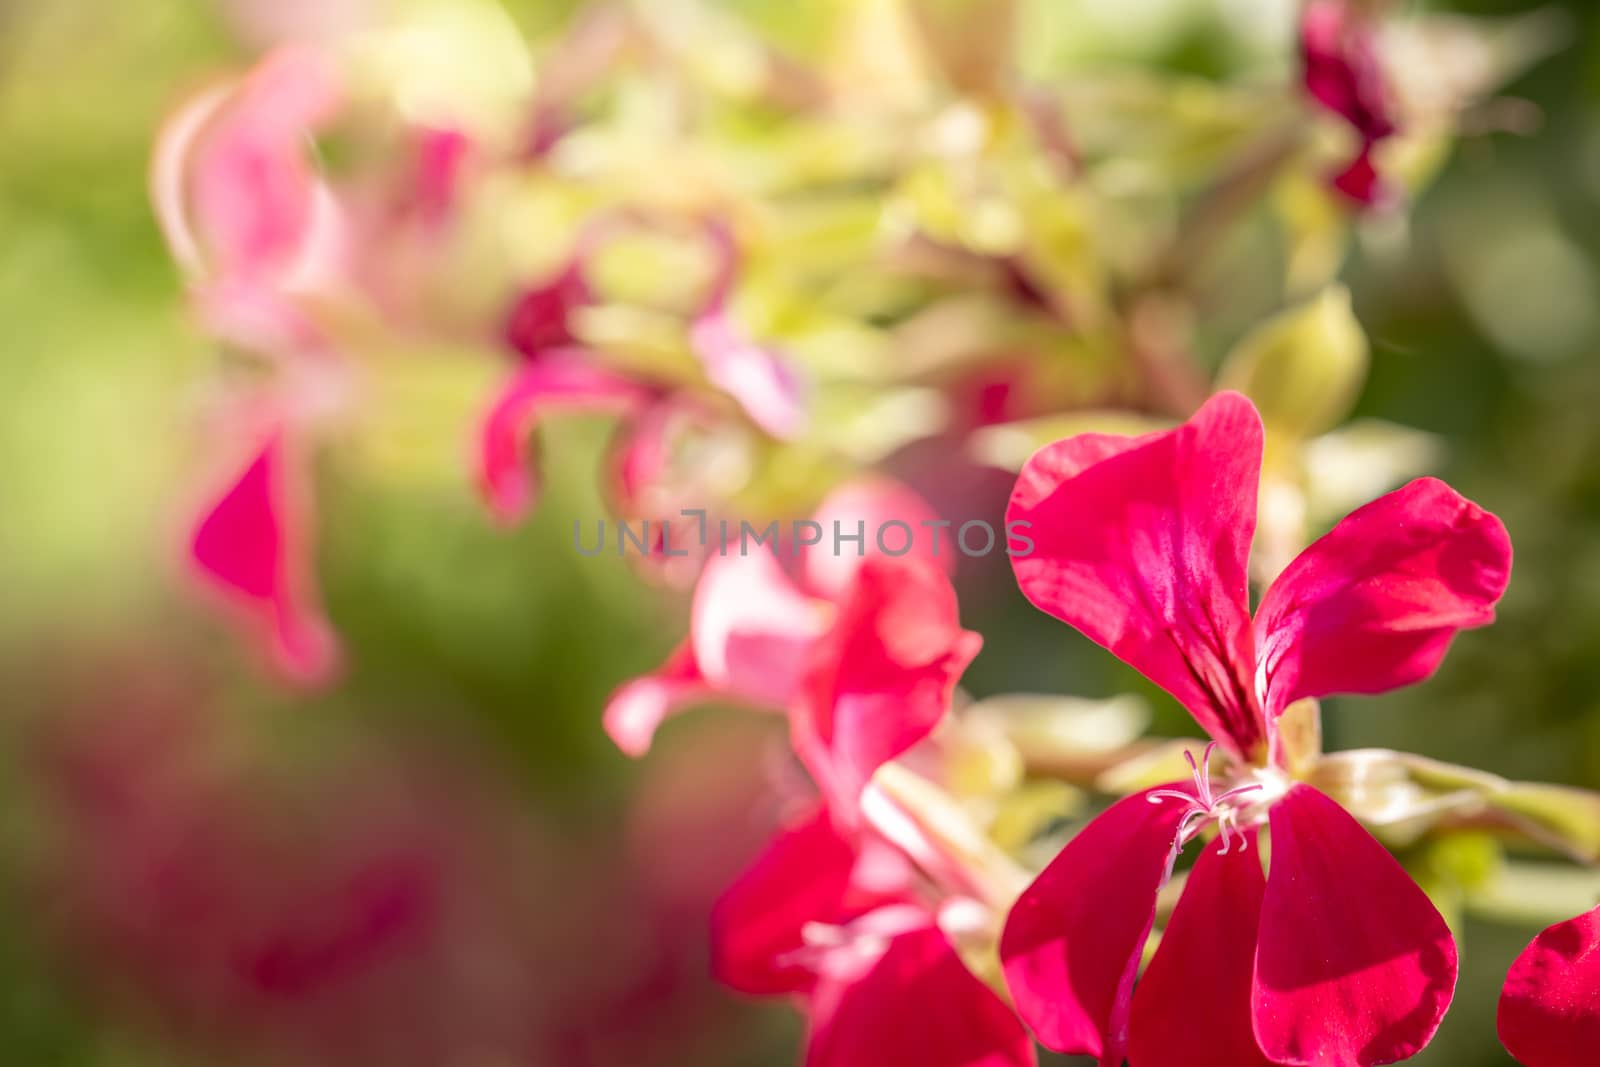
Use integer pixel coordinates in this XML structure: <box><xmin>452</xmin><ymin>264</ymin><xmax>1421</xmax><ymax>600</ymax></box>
<box><xmin>1498</xmin><ymin>904</ymin><xmax>1600</xmax><ymax>1067</ymax></box>
<box><xmin>999</xmin><ymin>391</ymin><xmax>1512</xmax><ymax>1066</ymax></box>
<box><xmin>152</xmin><ymin>45</ymin><xmax>345</xmax><ymax>351</ymax></box>
<box><xmin>1301</xmin><ymin>0</ymin><xmax>1397</xmax><ymax>206</ymax></box>
<box><xmin>476</xmin><ymin>349</ymin><xmax>658</xmax><ymax>526</ymax></box>
<box><xmin>480</xmin><ymin>217</ymin><xmax>808</xmax><ymax>532</ymax></box>
<box><xmin>713</xmin><ymin>806</ymin><xmax>1035</xmax><ymax>1067</ymax></box>
<box><xmin>601</xmin><ymin>479</ymin><xmax>959</xmax><ymax>767</ymax></box>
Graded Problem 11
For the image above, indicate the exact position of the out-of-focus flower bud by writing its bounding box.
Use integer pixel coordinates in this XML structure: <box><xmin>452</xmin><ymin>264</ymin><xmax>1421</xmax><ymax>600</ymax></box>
<box><xmin>1218</xmin><ymin>284</ymin><xmax>1368</xmax><ymax>442</ymax></box>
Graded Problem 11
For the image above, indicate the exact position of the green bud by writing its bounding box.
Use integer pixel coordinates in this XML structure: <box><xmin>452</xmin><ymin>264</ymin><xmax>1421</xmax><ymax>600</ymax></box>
<box><xmin>1218</xmin><ymin>284</ymin><xmax>1368</xmax><ymax>439</ymax></box>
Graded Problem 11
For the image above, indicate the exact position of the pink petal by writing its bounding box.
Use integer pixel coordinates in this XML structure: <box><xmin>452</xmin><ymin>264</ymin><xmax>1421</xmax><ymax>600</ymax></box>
<box><xmin>190</xmin><ymin>430</ymin><xmax>337</xmax><ymax>683</ymax></box>
<box><xmin>999</xmin><ymin>786</ymin><xmax>1191</xmax><ymax>1064</ymax></box>
<box><xmin>1129</xmin><ymin>833</ymin><xmax>1273</xmax><ymax>1067</ymax></box>
<box><xmin>802</xmin><ymin>478</ymin><xmax>953</xmax><ymax>603</ymax></box>
<box><xmin>1497</xmin><ymin>905</ymin><xmax>1600</xmax><ymax>1067</ymax></box>
<box><xmin>1331</xmin><ymin>143</ymin><xmax>1389</xmax><ymax>207</ymax></box>
<box><xmin>1254</xmin><ymin>477</ymin><xmax>1512</xmax><ymax>719</ymax></box>
<box><xmin>795</xmin><ymin>558</ymin><xmax>982</xmax><ymax>813</ymax></box>
<box><xmin>1301</xmin><ymin>0</ymin><xmax>1395</xmax><ymax>142</ymax></box>
<box><xmin>476</xmin><ymin>355</ymin><xmax>652</xmax><ymax>526</ymax></box>
<box><xmin>709</xmin><ymin>806</ymin><xmax>864</xmax><ymax>996</ymax></box>
<box><xmin>601</xmin><ymin>641</ymin><xmax>715</xmax><ymax>757</ymax></box>
<box><xmin>689</xmin><ymin>311</ymin><xmax>807</xmax><ymax>440</ymax></box>
<box><xmin>807</xmin><ymin>925</ymin><xmax>1037</xmax><ymax>1067</ymax></box>
<box><xmin>691</xmin><ymin>550</ymin><xmax>832</xmax><ymax>707</ymax></box>
<box><xmin>1006</xmin><ymin>391</ymin><xmax>1265</xmax><ymax>758</ymax></box>
<box><xmin>1253</xmin><ymin>784</ymin><xmax>1457</xmax><ymax>1067</ymax></box>
<box><xmin>190</xmin><ymin>47</ymin><xmax>342</xmax><ymax>281</ymax></box>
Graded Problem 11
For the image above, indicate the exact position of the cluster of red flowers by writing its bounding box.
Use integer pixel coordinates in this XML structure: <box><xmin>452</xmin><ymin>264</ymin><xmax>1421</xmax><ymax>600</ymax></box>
<box><xmin>606</xmin><ymin>392</ymin><xmax>1596</xmax><ymax>1067</ymax></box>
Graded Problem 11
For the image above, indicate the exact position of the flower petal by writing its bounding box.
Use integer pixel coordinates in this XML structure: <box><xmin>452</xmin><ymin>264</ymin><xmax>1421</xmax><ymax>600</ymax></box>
<box><xmin>1253</xmin><ymin>784</ymin><xmax>1457</xmax><ymax>1067</ymax></box>
<box><xmin>1497</xmin><ymin>904</ymin><xmax>1600</xmax><ymax>1067</ymax></box>
<box><xmin>476</xmin><ymin>354</ymin><xmax>652</xmax><ymax>525</ymax></box>
<box><xmin>802</xmin><ymin>478</ymin><xmax>953</xmax><ymax>603</ymax></box>
<box><xmin>1254</xmin><ymin>477</ymin><xmax>1512</xmax><ymax>719</ymax></box>
<box><xmin>601</xmin><ymin>641</ymin><xmax>715</xmax><ymax>757</ymax></box>
<box><xmin>796</xmin><ymin>558</ymin><xmax>982</xmax><ymax>813</ymax></box>
<box><xmin>1129</xmin><ymin>833</ymin><xmax>1274</xmax><ymax>1067</ymax></box>
<box><xmin>999</xmin><ymin>786</ymin><xmax>1190</xmax><ymax>1065</ymax></box>
<box><xmin>691</xmin><ymin>550</ymin><xmax>831</xmax><ymax>707</ymax></box>
<box><xmin>502</xmin><ymin>262</ymin><xmax>591</xmax><ymax>361</ymax></box>
<box><xmin>710</xmin><ymin>806</ymin><xmax>864</xmax><ymax>996</ymax></box>
<box><xmin>1301</xmin><ymin>0</ymin><xmax>1396</xmax><ymax>142</ymax></box>
<box><xmin>807</xmin><ymin>924</ymin><xmax>1037</xmax><ymax>1067</ymax></box>
<box><xmin>190</xmin><ymin>47</ymin><xmax>342</xmax><ymax>281</ymax></box>
<box><xmin>190</xmin><ymin>430</ymin><xmax>337</xmax><ymax>683</ymax></box>
<box><xmin>1007</xmin><ymin>391</ymin><xmax>1265</xmax><ymax>757</ymax></box>
<box><xmin>689</xmin><ymin>311</ymin><xmax>808</xmax><ymax>440</ymax></box>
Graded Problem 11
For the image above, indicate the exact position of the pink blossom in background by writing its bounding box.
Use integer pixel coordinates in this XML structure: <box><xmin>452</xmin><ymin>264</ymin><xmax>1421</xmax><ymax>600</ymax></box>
<box><xmin>152</xmin><ymin>45</ymin><xmax>345</xmax><ymax>351</ymax></box>
<box><xmin>1498</xmin><ymin>904</ymin><xmax>1600</xmax><ymax>1067</ymax></box>
<box><xmin>1000</xmin><ymin>392</ymin><xmax>1512</xmax><ymax>1066</ymax></box>
<box><xmin>1300</xmin><ymin>0</ymin><xmax>1398</xmax><ymax>206</ymax></box>
<box><xmin>476</xmin><ymin>351</ymin><xmax>658</xmax><ymax>526</ymax></box>
<box><xmin>602</xmin><ymin>479</ymin><xmax>957</xmax><ymax>758</ymax></box>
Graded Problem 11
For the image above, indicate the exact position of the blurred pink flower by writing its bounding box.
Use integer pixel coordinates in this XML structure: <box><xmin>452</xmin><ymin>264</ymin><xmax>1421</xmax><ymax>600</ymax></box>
<box><xmin>602</xmin><ymin>479</ymin><xmax>957</xmax><ymax>760</ymax></box>
<box><xmin>1300</xmin><ymin>0</ymin><xmax>1397</xmax><ymax>206</ymax></box>
<box><xmin>999</xmin><ymin>392</ymin><xmax>1512</xmax><ymax>1066</ymax></box>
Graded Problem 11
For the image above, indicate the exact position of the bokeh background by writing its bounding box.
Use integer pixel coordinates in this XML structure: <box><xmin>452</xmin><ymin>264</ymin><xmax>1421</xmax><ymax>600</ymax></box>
<box><xmin>1</xmin><ymin>0</ymin><xmax>1596</xmax><ymax>1064</ymax></box>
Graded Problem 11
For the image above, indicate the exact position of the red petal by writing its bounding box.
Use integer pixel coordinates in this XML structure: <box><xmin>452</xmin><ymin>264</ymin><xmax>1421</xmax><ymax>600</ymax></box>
<box><xmin>807</xmin><ymin>925</ymin><xmax>1036</xmax><ymax>1067</ymax></box>
<box><xmin>1007</xmin><ymin>391</ymin><xmax>1265</xmax><ymax>757</ymax></box>
<box><xmin>1498</xmin><ymin>905</ymin><xmax>1600</xmax><ymax>1067</ymax></box>
<box><xmin>709</xmin><ymin>807</ymin><xmax>865</xmax><ymax>996</ymax></box>
<box><xmin>691</xmin><ymin>550</ymin><xmax>831</xmax><ymax>707</ymax></box>
<box><xmin>190</xmin><ymin>430</ymin><xmax>336</xmax><ymax>683</ymax></box>
<box><xmin>501</xmin><ymin>262</ymin><xmax>591</xmax><ymax>361</ymax></box>
<box><xmin>999</xmin><ymin>786</ymin><xmax>1190</xmax><ymax>1064</ymax></box>
<box><xmin>1301</xmin><ymin>0</ymin><xmax>1396</xmax><ymax>141</ymax></box>
<box><xmin>1129</xmin><ymin>833</ymin><xmax>1273</xmax><ymax>1067</ymax></box>
<box><xmin>795</xmin><ymin>558</ymin><xmax>981</xmax><ymax>813</ymax></box>
<box><xmin>1254</xmin><ymin>477</ymin><xmax>1512</xmax><ymax>719</ymax></box>
<box><xmin>1253</xmin><ymin>785</ymin><xmax>1457</xmax><ymax>1066</ymax></box>
<box><xmin>801</xmin><ymin>478</ymin><xmax>954</xmax><ymax>603</ymax></box>
<box><xmin>476</xmin><ymin>355</ymin><xmax>651</xmax><ymax>525</ymax></box>
<box><xmin>601</xmin><ymin>641</ymin><xmax>714</xmax><ymax>757</ymax></box>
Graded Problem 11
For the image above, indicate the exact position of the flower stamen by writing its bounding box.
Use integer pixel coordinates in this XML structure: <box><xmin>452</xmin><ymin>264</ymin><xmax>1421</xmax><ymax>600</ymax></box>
<box><xmin>1147</xmin><ymin>741</ymin><xmax>1263</xmax><ymax>874</ymax></box>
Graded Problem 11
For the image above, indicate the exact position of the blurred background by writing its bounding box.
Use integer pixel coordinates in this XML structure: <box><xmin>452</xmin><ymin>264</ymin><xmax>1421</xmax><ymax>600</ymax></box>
<box><xmin>0</xmin><ymin>0</ymin><xmax>1596</xmax><ymax>1064</ymax></box>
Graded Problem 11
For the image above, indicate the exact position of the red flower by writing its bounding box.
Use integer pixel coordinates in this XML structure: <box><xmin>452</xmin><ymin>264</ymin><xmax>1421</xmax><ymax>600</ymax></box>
<box><xmin>1000</xmin><ymin>392</ymin><xmax>1512</xmax><ymax>1066</ymax></box>
<box><xmin>1498</xmin><ymin>904</ymin><xmax>1600</xmax><ymax>1067</ymax></box>
<box><xmin>1301</xmin><ymin>0</ymin><xmax>1397</xmax><ymax>206</ymax></box>
<box><xmin>713</xmin><ymin>807</ymin><xmax>1035</xmax><ymax>1067</ymax></box>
